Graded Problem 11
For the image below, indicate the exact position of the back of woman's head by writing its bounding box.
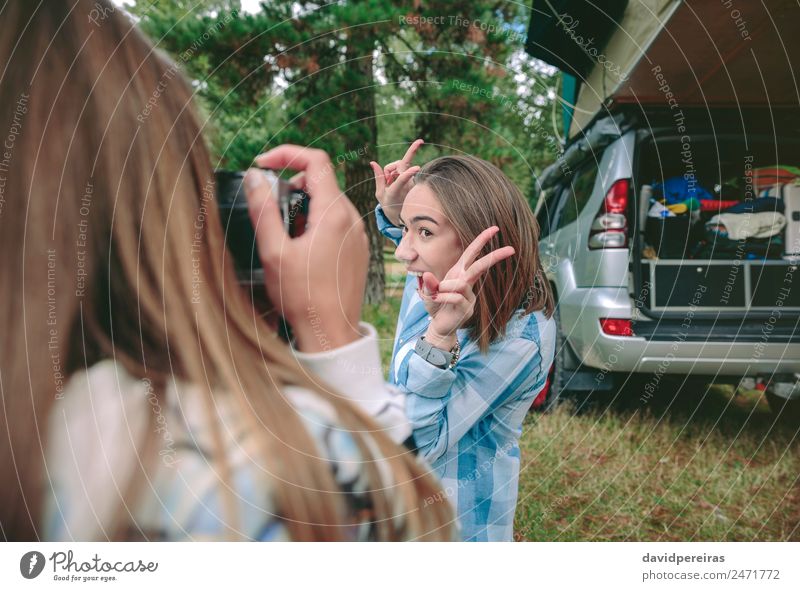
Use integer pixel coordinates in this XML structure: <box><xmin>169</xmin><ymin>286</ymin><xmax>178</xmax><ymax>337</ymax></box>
<box><xmin>416</xmin><ymin>155</ymin><xmax>554</xmax><ymax>351</ymax></box>
<box><xmin>0</xmin><ymin>0</ymin><xmax>452</xmax><ymax>541</ymax></box>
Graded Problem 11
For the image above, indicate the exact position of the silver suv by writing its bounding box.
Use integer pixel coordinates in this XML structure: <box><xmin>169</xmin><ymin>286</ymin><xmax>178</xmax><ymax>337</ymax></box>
<box><xmin>533</xmin><ymin>107</ymin><xmax>800</xmax><ymax>419</ymax></box>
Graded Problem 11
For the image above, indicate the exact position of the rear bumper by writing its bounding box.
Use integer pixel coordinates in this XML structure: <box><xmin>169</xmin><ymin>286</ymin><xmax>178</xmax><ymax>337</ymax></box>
<box><xmin>559</xmin><ymin>287</ymin><xmax>800</xmax><ymax>376</ymax></box>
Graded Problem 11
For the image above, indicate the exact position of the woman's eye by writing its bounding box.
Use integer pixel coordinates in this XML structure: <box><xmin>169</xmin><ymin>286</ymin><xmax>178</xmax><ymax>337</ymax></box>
<box><xmin>419</xmin><ymin>228</ymin><xmax>433</xmax><ymax>238</ymax></box>
<box><xmin>400</xmin><ymin>225</ymin><xmax>408</xmax><ymax>235</ymax></box>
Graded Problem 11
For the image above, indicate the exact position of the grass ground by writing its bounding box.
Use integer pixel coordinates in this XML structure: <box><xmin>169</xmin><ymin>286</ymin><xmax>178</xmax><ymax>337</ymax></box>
<box><xmin>514</xmin><ymin>387</ymin><xmax>800</xmax><ymax>541</ymax></box>
<box><xmin>363</xmin><ymin>292</ymin><xmax>800</xmax><ymax>542</ymax></box>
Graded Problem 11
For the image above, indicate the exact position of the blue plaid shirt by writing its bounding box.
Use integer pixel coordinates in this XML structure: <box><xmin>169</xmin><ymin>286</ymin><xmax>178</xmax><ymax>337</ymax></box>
<box><xmin>376</xmin><ymin>206</ymin><xmax>556</xmax><ymax>542</ymax></box>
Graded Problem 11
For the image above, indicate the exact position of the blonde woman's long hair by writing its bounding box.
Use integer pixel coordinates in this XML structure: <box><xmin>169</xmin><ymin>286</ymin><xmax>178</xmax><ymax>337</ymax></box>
<box><xmin>0</xmin><ymin>0</ymin><xmax>453</xmax><ymax>541</ymax></box>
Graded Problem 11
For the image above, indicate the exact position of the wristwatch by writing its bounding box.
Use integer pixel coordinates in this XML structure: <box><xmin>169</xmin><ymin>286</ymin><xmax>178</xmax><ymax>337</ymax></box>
<box><xmin>414</xmin><ymin>336</ymin><xmax>461</xmax><ymax>370</ymax></box>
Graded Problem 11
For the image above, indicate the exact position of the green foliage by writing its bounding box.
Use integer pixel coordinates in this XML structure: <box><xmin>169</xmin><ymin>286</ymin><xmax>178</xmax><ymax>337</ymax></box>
<box><xmin>370</xmin><ymin>2</ymin><xmax>563</xmax><ymax>201</ymax></box>
<box><xmin>131</xmin><ymin>0</ymin><xmax>289</xmax><ymax>169</ymax></box>
<box><xmin>130</xmin><ymin>0</ymin><xmax>562</xmax><ymax>184</ymax></box>
<box><xmin>128</xmin><ymin>0</ymin><xmax>564</xmax><ymax>296</ymax></box>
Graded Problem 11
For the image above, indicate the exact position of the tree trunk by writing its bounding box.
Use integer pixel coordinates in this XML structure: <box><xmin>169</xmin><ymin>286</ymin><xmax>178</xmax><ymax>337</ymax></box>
<box><xmin>344</xmin><ymin>43</ymin><xmax>384</xmax><ymax>305</ymax></box>
<box><xmin>345</xmin><ymin>156</ymin><xmax>385</xmax><ymax>305</ymax></box>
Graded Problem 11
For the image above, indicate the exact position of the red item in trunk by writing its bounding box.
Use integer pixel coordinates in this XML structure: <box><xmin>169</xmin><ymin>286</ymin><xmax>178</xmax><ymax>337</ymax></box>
<box><xmin>700</xmin><ymin>199</ymin><xmax>740</xmax><ymax>212</ymax></box>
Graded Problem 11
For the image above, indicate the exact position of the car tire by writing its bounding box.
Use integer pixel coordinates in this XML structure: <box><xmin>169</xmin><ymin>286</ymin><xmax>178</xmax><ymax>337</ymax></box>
<box><xmin>531</xmin><ymin>304</ymin><xmax>580</xmax><ymax>413</ymax></box>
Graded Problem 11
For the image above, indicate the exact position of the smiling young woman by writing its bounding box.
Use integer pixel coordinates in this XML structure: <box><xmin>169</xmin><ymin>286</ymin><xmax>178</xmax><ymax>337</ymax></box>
<box><xmin>371</xmin><ymin>144</ymin><xmax>556</xmax><ymax>541</ymax></box>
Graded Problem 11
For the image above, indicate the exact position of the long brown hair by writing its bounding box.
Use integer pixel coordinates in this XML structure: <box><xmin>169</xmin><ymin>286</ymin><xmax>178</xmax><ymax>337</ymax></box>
<box><xmin>0</xmin><ymin>0</ymin><xmax>453</xmax><ymax>541</ymax></box>
<box><xmin>417</xmin><ymin>155</ymin><xmax>554</xmax><ymax>353</ymax></box>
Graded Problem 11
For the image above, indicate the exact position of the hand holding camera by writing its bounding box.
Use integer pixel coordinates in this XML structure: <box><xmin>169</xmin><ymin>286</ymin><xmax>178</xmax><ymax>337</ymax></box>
<box><xmin>243</xmin><ymin>145</ymin><xmax>368</xmax><ymax>353</ymax></box>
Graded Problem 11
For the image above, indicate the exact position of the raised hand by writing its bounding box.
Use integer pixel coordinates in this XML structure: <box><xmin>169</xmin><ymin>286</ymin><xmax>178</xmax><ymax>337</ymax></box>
<box><xmin>369</xmin><ymin>138</ymin><xmax>424</xmax><ymax>226</ymax></box>
<box><xmin>420</xmin><ymin>226</ymin><xmax>516</xmax><ymax>351</ymax></box>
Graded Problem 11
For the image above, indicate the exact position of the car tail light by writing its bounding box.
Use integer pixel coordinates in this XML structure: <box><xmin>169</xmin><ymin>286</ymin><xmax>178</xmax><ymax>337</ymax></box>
<box><xmin>588</xmin><ymin>231</ymin><xmax>626</xmax><ymax>249</ymax></box>
<box><xmin>599</xmin><ymin>318</ymin><xmax>634</xmax><ymax>337</ymax></box>
<box><xmin>590</xmin><ymin>212</ymin><xmax>626</xmax><ymax>231</ymax></box>
<box><xmin>589</xmin><ymin>179</ymin><xmax>630</xmax><ymax>249</ymax></box>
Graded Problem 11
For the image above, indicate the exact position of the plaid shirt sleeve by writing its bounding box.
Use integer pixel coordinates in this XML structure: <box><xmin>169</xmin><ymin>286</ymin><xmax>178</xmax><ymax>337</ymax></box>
<box><xmin>375</xmin><ymin>204</ymin><xmax>403</xmax><ymax>245</ymax></box>
<box><xmin>397</xmin><ymin>328</ymin><xmax>544</xmax><ymax>464</ymax></box>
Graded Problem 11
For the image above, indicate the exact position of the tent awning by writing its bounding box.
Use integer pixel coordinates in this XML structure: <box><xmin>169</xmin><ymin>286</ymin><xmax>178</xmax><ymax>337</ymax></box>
<box><xmin>527</xmin><ymin>0</ymin><xmax>800</xmax><ymax>139</ymax></box>
<box><xmin>614</xmin><ymin>0</ymin><xmax>800</xmax><ymax>108</ymax></box>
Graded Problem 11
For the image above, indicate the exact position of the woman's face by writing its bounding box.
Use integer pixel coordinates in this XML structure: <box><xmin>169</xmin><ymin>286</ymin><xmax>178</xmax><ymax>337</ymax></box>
<box><xmin>395</xmin><ymin>183</ymin><xmax>463</xmax><ymax>287</ymax></box>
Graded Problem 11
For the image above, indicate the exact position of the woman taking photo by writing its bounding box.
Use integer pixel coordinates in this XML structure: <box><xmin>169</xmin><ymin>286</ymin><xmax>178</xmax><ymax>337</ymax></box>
<box><xmin>371</xmin><ymin>143</ymin><xmax>556</xmax><ymax>541</ymax></box>
<box><xmin>0</xmin><ymin>1</ymin><xmax>453</xmax><ymax>541</ymax></box>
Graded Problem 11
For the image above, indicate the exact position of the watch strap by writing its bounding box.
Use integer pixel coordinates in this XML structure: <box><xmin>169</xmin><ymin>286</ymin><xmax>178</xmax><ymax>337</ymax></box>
<box><xmin>414</xmin><ymin>336</ymin><xmax>456</xmax><ymax>369</ymax></box>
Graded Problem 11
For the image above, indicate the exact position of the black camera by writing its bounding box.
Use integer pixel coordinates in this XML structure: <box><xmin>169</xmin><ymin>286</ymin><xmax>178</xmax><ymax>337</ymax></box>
<box><xmin>216</xmin><ymin>170</ymin><xmax>310</xmax><ymax>342</ymax></box>
<box><xmin>215</xmin><ymin>169</ymin><xmax>309</xmax><ymax>283</ymax></box>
